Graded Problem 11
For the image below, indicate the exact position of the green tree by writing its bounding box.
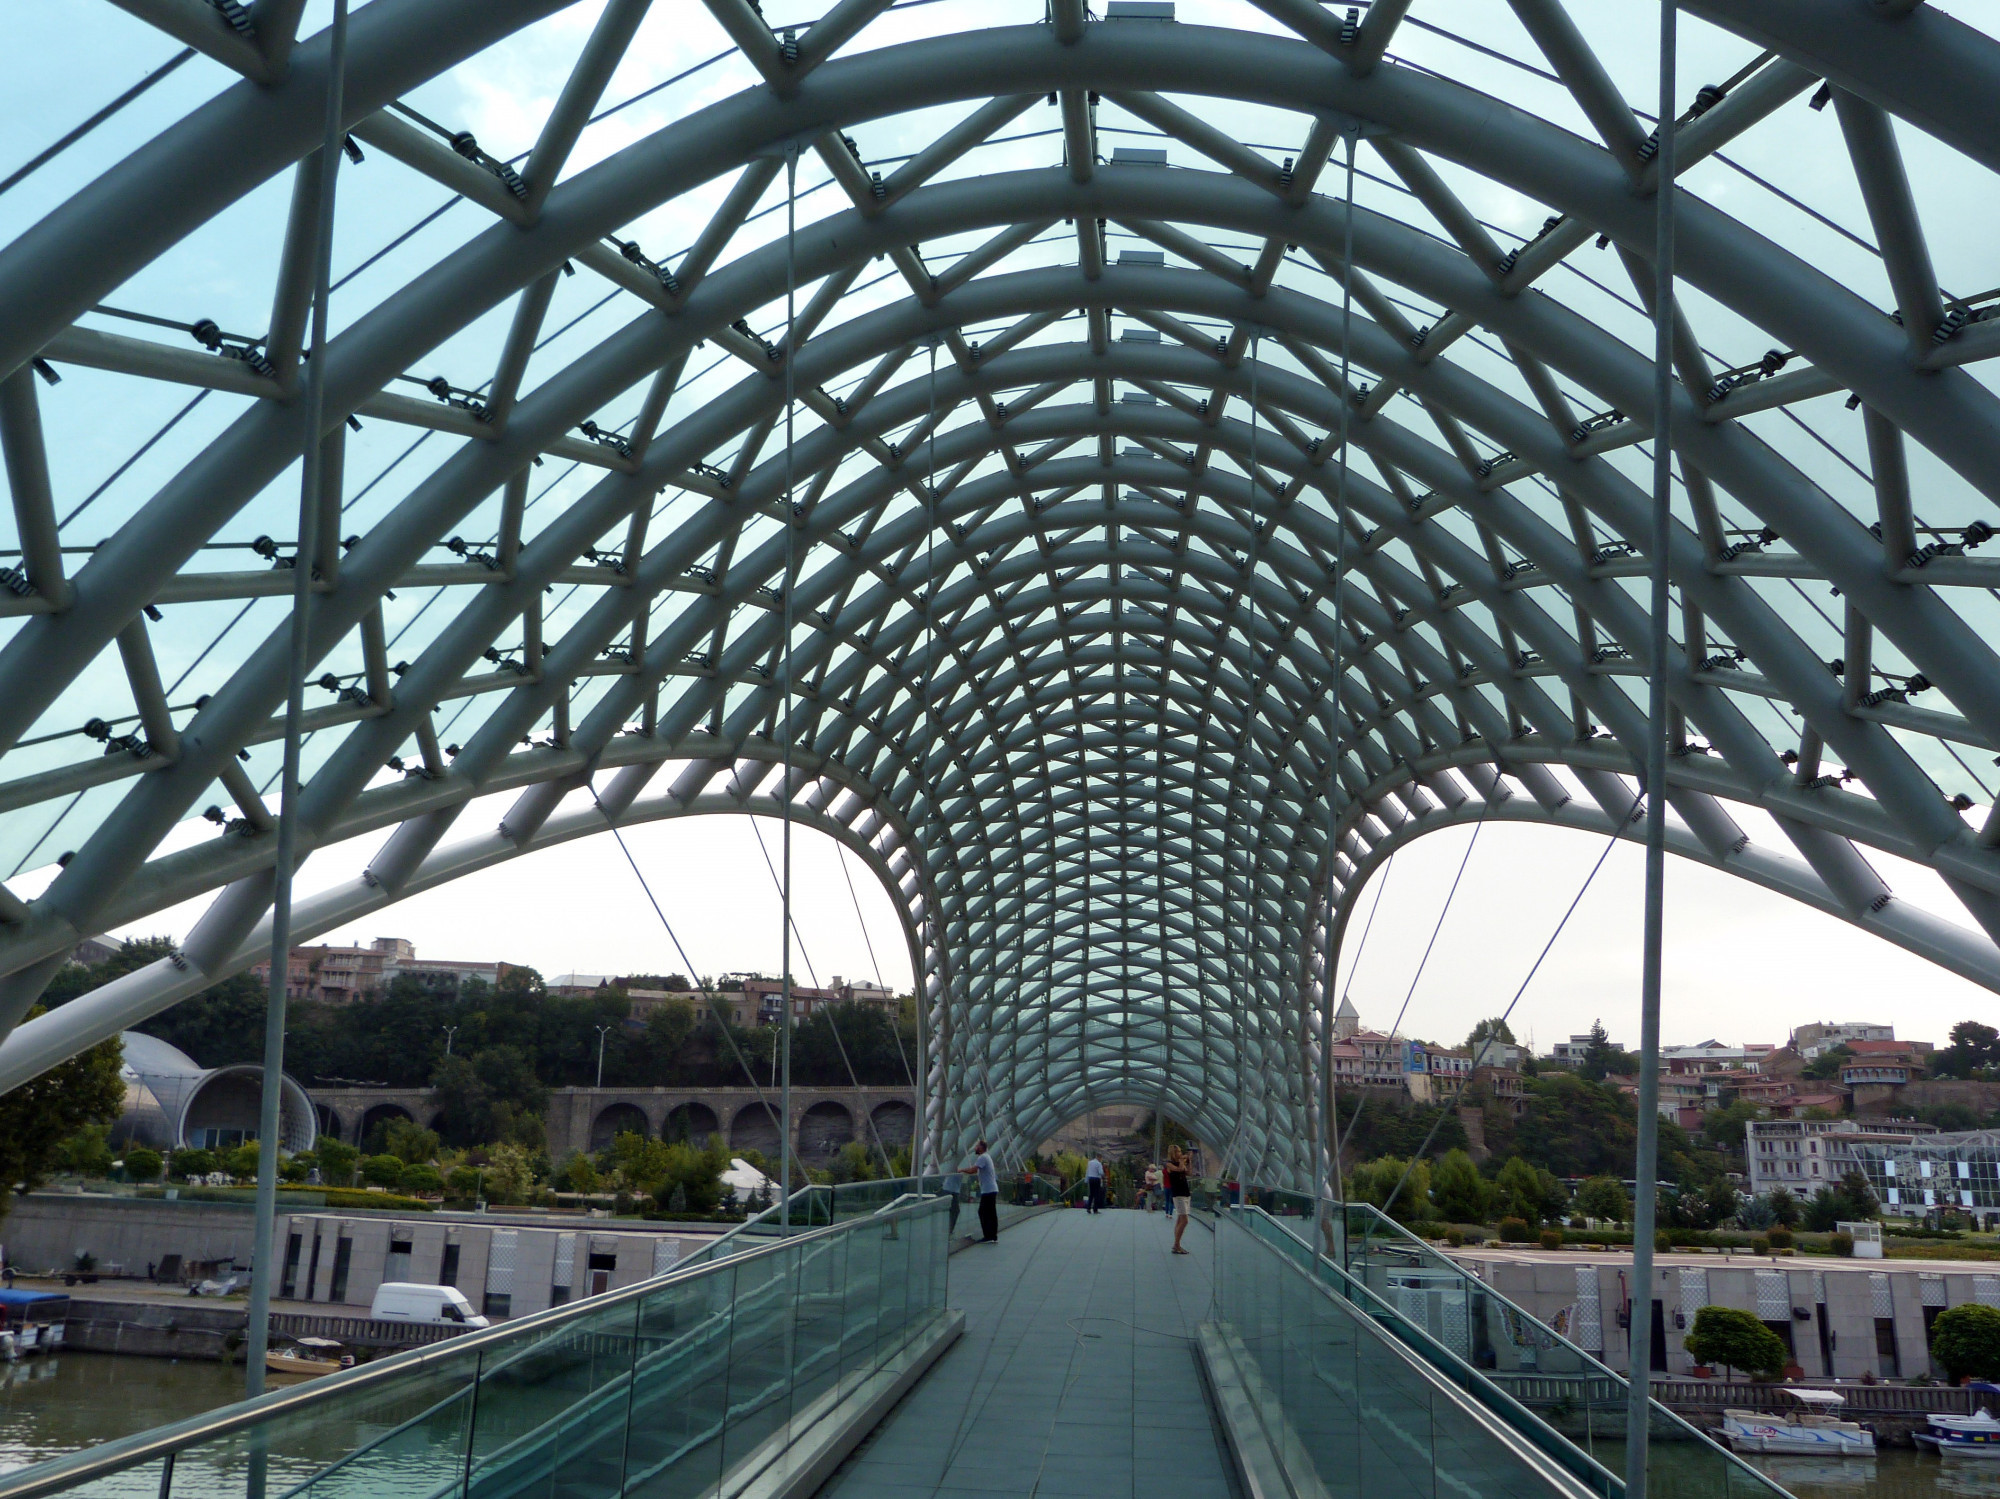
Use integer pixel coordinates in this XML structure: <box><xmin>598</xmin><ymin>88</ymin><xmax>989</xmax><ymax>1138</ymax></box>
<box><xmin>558</xmin><ymin>1153</ymin><xmax>601</xmax><ymax>1193</ymax></box>
<box><xmin>1934</xmin><ymin>1021</ymin><xmax>2000</xmax><ymax>1080</ymax></box>
<box><xmin>1701</xmin><ymin>1100</ymin><xmax>1763</xmax><ymax>1154</ymax></box>
<box><xmin>1579</xmin><ymin>1020</ymin><xmax>1640</xmax><ymax>1083</ymax></box>
<box><xmin>1575</xmin><ymin>1175</ymin><xmax>1629</xmax><ymax>1225</ymax></box>
<box><xmin>361</xmin><ymin>1153</ymin><xmax>405</xmax><ymax>1188</ymax></box>
<box><xmin>1466</xmin><ymin>1017</ymin><xmax>1517</xmax><ymax>1055</ymax></box>
<box><xmin>1803</xmin><ymin>1045</ymin><xmax>1853</xmax><ymax>1082</ymax></box>
<box><xmin>1767</xmin><ymin>1187</ymin><xmax>1800</xmax><ymax>1228</ymax></box>
<box><xmin>1429</xmin><ymin>1149</ymin><xmax>1491</xmax><ymax>1223</ymax></box>
<box><xmin>1349</xmin><ymin>1157</ymin><xmax>1432</xmax><ymax>1222</ymax></box>
<box><xmin>429</xmin><ymin>1046</ymin><xmax>547</xmax><ymax>1147</ymax></box>
<box><xmin>1931</xmin><ymin>1304</ymin><xmax>2000</xmax><ymax>1381</ymax></box>
<box><xmin>398</xmin><ymin>1162</ymin><xmax>445</xmax><ymax>1196</ymax></box>
<box><xmin>1921</xmin><ymin>1102</ymin><xmax>1981</xmax><ymax>1132</ymax></box>
<box><xmin>1514</xmin><ymin>1073</ymin><xmax>1638</xmax><ymax>1178</ymax></box>
<box><xmin>55</xmin><ymin>1123</ymin><xmax>115</xmax><ymax>1177</ymax></box>
<box><xmin>1495</xmin><ymin>1155</ymin><xmax>1567</xmax><ymax>1225</ymax></box>
<box><xmin>0</xmin><ymin>1022</ymin><xmax>123</xmax><ymax>1218</ymax></box>
<box><xmin>170</xmin><ymin>1147</ymin><xmax>217</xmax><ymax>1179</ymax></box>
<box><xmin>1684</xmin><ymin>1306</ymin><xmax>1788</xmax><ymax>1379</ymax></box>
<box><xmin>482</xmin><ymin>1143</ymin><xmax>539</xmax><ymax>1205</ymax></box>
<box><xmin>222</xmin><ymin>1143</ymin><xmax>263</xmax><ymax>1180</ymax></box>
<box><xmin>123</xmin><ymin>1147</ymin><xmax>164</xmax><ymax>1182</ymax></box>
<box><xmin>381</xmin><ymin>1120</ymin><xmax>441</xmax><ymax>1166</ymax></box>
<box><xmin>1801</xmin><ymin>1171</ymin><xmax>1879</xmax><ymax>1232</ymax></box>
<box><xmin>315</xmin><ymin>1139</ymin><xmax>358</xmax><ymax>1186</ymax></box>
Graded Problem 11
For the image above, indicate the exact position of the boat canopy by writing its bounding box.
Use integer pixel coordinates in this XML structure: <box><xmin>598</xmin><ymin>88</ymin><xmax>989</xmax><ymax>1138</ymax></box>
<box><xmin>0</xmin><ymin>1291</ymin><xmax>67</xmax><ymax>1308</ymax></box>
<box><xmin>1783</xmin><ymin>1390</ymin><xmax>1848</xmax><ymax>1408</ymax></box>
<box><xmin>291</xmin><ymin>1337</ymin><xmax>344</xmax><ymax>1351</ymax></box>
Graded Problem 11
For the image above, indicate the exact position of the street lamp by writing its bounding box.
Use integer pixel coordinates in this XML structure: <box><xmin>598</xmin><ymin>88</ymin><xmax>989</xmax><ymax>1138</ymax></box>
<box><xmin>595</xmin><ymin>1024</ymin><xmax>611</xmax><ymax>1089</ymax></box>
<box><xmin>442</xmin><ymin>1025</ymin><xmax>458</xmax><ymax>1056</ymax></box>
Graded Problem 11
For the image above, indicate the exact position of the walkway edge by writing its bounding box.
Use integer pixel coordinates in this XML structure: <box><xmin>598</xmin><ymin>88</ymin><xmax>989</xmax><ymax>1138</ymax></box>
<box><xmin>1195</xmin><ymin>1320</ymin><xmax>1327</xmax><ymax>1499</ymax></box>
<box><xmin>946</xmin><ymin>1199</ymin><xmax>1065</xmax><ymax>1254</ymax></box>
<box><xmin>728</xmin><ymin>1307</ymin><xmax>966</xmax><ymax>1499</ymax></box>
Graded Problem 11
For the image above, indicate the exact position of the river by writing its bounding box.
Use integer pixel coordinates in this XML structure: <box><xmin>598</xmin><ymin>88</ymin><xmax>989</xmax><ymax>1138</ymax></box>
<box><xmin>1744</xmin><ymin>1451</ymin><xmax>2000</xmax><ymax>1499</ymax></box>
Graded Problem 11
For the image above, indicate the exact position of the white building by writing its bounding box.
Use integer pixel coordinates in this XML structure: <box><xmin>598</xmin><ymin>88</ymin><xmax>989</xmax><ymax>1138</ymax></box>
<box><xmin>1745</xmin><ymin>1117</ymin><xmax>1936</xmax><ymax>1203</ymax></box>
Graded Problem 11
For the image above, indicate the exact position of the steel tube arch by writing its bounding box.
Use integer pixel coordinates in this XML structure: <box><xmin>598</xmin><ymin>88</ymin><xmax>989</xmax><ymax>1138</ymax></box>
<box><xmin>5</xmin><ymin>2</ymin><xmax>2000</xmax><ymax>1188</ymax></box>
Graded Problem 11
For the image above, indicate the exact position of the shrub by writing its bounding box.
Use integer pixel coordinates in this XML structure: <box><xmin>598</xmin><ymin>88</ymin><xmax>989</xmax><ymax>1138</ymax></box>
<box><xmin>1444</xmin><ymin>1229</ymin><xmax>1465</xmax><ymax>1248</ymax></box>
<box><xmin>1656</xmin><ymin>1230</ymin><xmax>1672</xmax><ymax>1254</ymax></box>
<box><xmin>123</xmin><ymin>1147</ymin><xmax>163</xmax><ymax>1182</ymax></box>
<box><xmin>223</xmin><ymin>1143</ymin><xmax>263</xmax><ymax>1180</ymax></box>
<box><xmin>1932</xmin><ymin>1304</ymin><xmax>2000</xmax><ymax>1382</ymax></box>
<box><xmin>315</xmin><ymin>1139</ymin><xmax>358</xmax><ymax>1187</ymax></box>
<box><xmin>1539</xmin><ymin>1229</ymin><xmax>1563</xmax><ymax>1251</ymax></box>
<box><xmin>1753</xmin><ymin>1236</ymin><xmax>1772</xmax><ymax>1256</ymax></box>
<box><xmin>1768</xmin><ymin>1228</ymin><xmax>1793</xmax><ymax>1250</ymax></box>
<box><xmin>1575</xmin><ymin>1175</ymin><xmax>1629</xmax><ymax>1226</ymax></box>
<box><xmin>361</xmin><ymin>1153</ymin><xmax>406</xmax><ymax>1188</ymax></box>
<box><xmin>1498</xmin><ymin>1217</ymin><xmax>1532</xmax><ymax>1243</ymax></box>
<box><xmin>446</xmin><ymin>1165</ymin><xmax>482</xmax><ymax>1200</ymax></box>
<box><xmin>1684</xmin><ymin>1306</ymin><xmax>1788</xmax><ymax>1379</ymax></box>
<box><xmin>1831</xmin><ymin>1231</ymin><xmax>1855</xmax><ymax>1257</ymax></box>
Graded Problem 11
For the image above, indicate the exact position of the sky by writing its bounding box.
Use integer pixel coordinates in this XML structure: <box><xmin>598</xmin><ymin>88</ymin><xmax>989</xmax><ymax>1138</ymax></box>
<box><xmin>3</xmin><ymin>1</ymin><xmax>1997</xmax><ymax>1076</ymax></box>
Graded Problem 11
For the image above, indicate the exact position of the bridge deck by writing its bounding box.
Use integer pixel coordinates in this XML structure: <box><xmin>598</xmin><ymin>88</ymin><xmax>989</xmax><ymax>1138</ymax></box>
<box><xmin>820</xmin><ymin>1205</ymin><xmax>1236</xmax><ymax>1498</ymax></box>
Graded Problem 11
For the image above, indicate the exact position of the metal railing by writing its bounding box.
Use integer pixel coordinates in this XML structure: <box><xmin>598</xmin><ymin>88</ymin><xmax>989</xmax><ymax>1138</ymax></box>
<box><xmin>0</xmin><ymin>1194</ymin><xmax>954</xmax><ymax>1499</ymax></box>
<box><xmin>1222</xmin><ymin>1190</ymin><xmax>1797</xmax><ymax>1499</ymax></box>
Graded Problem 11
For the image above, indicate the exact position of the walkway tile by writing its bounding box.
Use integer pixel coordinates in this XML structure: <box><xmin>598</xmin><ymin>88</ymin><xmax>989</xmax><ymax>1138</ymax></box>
<box><xmin>818</xmin><ymin>1206</ymin><xmax>1236</xmax><ymax>1498</ymax></box>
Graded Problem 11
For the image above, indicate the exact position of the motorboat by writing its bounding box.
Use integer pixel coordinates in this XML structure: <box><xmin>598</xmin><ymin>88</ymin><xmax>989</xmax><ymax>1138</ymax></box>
<box><xmin>1916</xmin><ymin>1408</ymin><xmax>2000</xmax><ymax>1458</ymax></box>
<box><xmin>1719</xmin><ymin>1390</ymin><xmax>1876</xmax><ymax>1456</ymax></box>
<box><xmin>0</xmin><ymin>1291</ymin><xmax>69</xmax><ymax>1360</ymax></box>
<box><xmin>265</xmin><ymin>1337</ymin><xmax>353</xmax><ymax>1378</ymax></box>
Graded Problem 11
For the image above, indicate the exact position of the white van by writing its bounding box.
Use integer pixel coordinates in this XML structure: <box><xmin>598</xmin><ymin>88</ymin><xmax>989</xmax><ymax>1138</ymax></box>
<box><xmin>368</xmin><ymin>1282</ymin><xmax>490</xmax><ymax>1328</ymax></box>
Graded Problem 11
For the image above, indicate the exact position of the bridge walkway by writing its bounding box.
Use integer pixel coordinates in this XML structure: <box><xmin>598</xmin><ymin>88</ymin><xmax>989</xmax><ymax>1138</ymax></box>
<box><xmin>819</xmin><ymin>1206</ymin><xmax>1236</xmax><ymax>1498</ymax></box>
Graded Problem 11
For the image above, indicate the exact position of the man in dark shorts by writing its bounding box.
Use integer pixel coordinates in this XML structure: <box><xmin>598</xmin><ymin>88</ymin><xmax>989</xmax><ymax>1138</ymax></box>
<box><xmin>961</xmin><ymin>1139</ymin><xmax>1000</xmax><ymax>1242</ymax></box>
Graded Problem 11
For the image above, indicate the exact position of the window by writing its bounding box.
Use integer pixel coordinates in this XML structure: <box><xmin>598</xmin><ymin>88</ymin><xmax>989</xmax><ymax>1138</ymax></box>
<box><xmin>439</xmin><ymin>1243</ymin><xmax>460</xmax><ymax>1288</ymax></box>
<box><xmin>280</xmin><ymin>1233</ymin><xmax>301</xmax><ymax>1300</ymax></box>
<box><xmin>329</xmin><ymin>1236</ymin><xmax>354</xmax><ymax>1304</ymax></box>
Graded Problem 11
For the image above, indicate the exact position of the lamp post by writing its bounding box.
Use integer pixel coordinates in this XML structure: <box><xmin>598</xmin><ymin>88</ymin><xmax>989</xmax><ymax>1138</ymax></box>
<box><xmin>595</xmin><ymin>1025</ymin><xmax>611</xmax><ymax>1089</ymax></box>
<box><xmin>442</xmin><ymin>1025</ymin><xmax>458</xmax><ymax>1057</ymax></box>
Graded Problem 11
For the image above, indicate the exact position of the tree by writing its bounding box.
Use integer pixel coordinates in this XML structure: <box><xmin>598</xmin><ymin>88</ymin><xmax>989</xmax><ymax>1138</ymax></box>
<box><xmin>223</xmin><ymin>1143</ymin><xmax>263</xmax><ymax>1180</ymax></box>
<box><xmin>315</xmin><ymin>1138</ymin><xmax>358</xmax><ymax>1186</ymax></box>
<box><xmin>481</xmin><ymin>1143</ymin><xmax>539</xmax><ymax>1205</ymax></box>
<box><xmin>362</xmin><ymin>1153</ymin><xmax>405</xmax><ymax>1188</ymax></box>
<box><xmin>1575</xmin><ymin>1175</ymin><xmax>1629</xmax><ymax>1225</ymax></box>
<box><xmin>1466</xmin><ymin>1018</ymin><xmax>1517</xmax><ymax>1057</ymax></box>
<box><xmin>124</xmin><ymin>1147</ymin><xmax>164</xmax><ymax>1182</ymax></box>
<box><xmin>1922</xmin><ymin>1103</ymin><xmax>1982</xmax><ymax>1133</ymax></box>
<box><xmin>1514</xmin><ymin>1074</ymin><xmax>1638</xmax><ymax>1178</ymax></box>
<box><xmin>1934</xmin><ymin>1022</ymin><xmax>2000</xmax><ymax>1080</ymax></box>
<box><xmin>1803</xmin><ymin>1045</ymin><xmax>1853</xmax><ymax>1082</ymax></box>
<box><xmin>1767</xmin><ymin>1187</ymin><xmax>1800</xmax><ymax>1228</ymax></box>
<box><xmin>1802</xmin><ymin>1171</ymin><xmax>1879</xmax><ymax>1232</ymax></box>
<box><xmin>1932</xmin><ymin>1304</ymin><xmax>2000</xmax><ymax>1382</ymax></box>
<box><xmin>1579</xmin><ymin>1020</ymin><xmax>1640</xmax><ymax>1083</ymax></box>
<box><xmin>429</xmin><ymin>1046</ymin><xmax>547</xmax><ymax>1147</ymax></box>
<box><xmin>381</xmin><ymin>1120</ymin><xmax>441</xmax><ymax>1166</ymax></box>
<box><xmin>1349</xmin><ymin>1157</ymin><xmax>1432</xmax><ymax>1222</ymax></box>
<box><xmin>1701</xmin><ymin>1100</ymin><xmax>1763</xmax><ymax>1154</ymax></box>
<box><xmin>170</xmin><ymin>1147</ymin><xmax>218</xmax><ymax>1180</ymax></box>
<box><xmin>1684</xmin><ymin>1306</ymin><xmax>1788</xmax><ymax>1379</ymax></box>
<box><xmin>55</xmin><ymin>1123</ymin><xmax>115</xmax><ymax>1177</ymax></box>
<box><xmin>398</xmin><ymin>1162</ymin><xmax>445</xmax><ymax>1196</ymax></box>
<box><xmin>1494</xmin><ymin>1156</ymin><xmax>1567</xmax><ymax>1225</ymax></box>
<box><xmin>1430</xmin><ymin>1149</ymin><xmax>1491</xmax><ymax>1223</ymax></box>
<box><xmin>0</xmin><ymin>1022</ymin><xmax>123</xmax><ymax>1219</ymax></box>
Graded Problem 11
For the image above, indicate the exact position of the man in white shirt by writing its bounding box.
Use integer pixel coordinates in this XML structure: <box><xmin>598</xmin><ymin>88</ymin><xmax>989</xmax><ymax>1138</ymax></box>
<box><xmin>961</xmin><ymin>1140</ymin><xmax>1000</xmax><ymax>1242</ymax></box>
<box><xmin>1085</xmin><ymin>1155</ymin><xmax>1105</xmax><ymax>1215</ymax></box>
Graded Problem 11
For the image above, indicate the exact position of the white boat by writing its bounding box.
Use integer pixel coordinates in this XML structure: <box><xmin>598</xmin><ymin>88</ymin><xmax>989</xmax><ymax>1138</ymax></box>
<box><xmin>1916</xmin><ymin>1408</ymin><xmax>2000</xmax><ymax>1458</ymax></box>
<box><xmin>1720</xmin><ymin>1390</ymin><xmax>1876</xmax><ymax>1457</ymax></box>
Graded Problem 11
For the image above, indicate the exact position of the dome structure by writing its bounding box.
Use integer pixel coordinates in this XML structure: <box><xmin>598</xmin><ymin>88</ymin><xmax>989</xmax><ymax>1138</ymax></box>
<box><xmin>111</xmin><ymin>1031</ymin><xmax>318</xmax><ymax>1154</ymax></box>
<box><xmin>1</xmin><ymin>1</ymin><xmax>1998</xmax><ymax>1187</ymax></box>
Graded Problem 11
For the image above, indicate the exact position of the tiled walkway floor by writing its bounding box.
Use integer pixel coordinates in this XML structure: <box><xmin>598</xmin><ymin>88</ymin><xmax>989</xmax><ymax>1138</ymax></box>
<box><xmin>819</xmin><ymin>1206</ymin><xmax>1237</xmax><ymax>1499</ymax></box>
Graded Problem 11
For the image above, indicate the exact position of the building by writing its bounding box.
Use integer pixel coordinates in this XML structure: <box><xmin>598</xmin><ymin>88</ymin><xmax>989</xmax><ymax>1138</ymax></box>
<box><xmin>1790</xmin><ymin>1021</ymin><xmax>1896</xmax><ymax>1059</ymax></box>
<box><xmin>546</xmin><ymin>973</ymin><xmax>616</xmax><ymax>997</ymax></box>
<box><xmin>1745</xmin><ymin>1117</ymin><xmax>1937</xmax><ymax>1201</ymax></box>
<box><xmin>251</xmin><ymin>937</ymin><xmax>416</xmax><ymax>1005</ymax></box>
<box><xmin>112</xmin><ymin>1032</ymin><xmax>317</xmax><ymax>1153</ymax></box>
<box><xmin>1404</xmin><ymin>1042</ymin><xmax>1474</xmax><ymax>1103</ymax></box>
<box><xmin>1845</xmin><ymin>1128</ymin><xmax>2000</xmax><ymax>1222</ymax></box>
<box><xmin>1839</xmin><ymin>1038</ymin><xmax>1928</xmax><ymax>1088</ymax></box>
<box><xmin>1549</xmin><ymin>1032</ymin><xmax>1621</xmax><ymax>1070</ymax></box>
<box><xmin>740</xmin><ymin>975</ymin><xmax>897</xmax><ymax>1025</ymax></box>
<box><xmin>1661</xmin><ymin>1042</ymin><xmax>1762</xmax><ymax>1074</ymax></box>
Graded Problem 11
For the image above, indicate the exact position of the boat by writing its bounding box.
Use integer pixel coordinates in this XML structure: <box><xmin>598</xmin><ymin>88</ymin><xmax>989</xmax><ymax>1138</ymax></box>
<box><xmin>1719</xmin><ymin>1390</ymin><xmax>1876</xmax><ymax>1456</ymax></box>
<box><xmin>265</xmin><ymin>1337</ymin><xmax>353</xmax><ymax>1378</ymax></box>
<box><xmin>0</xmin><ymin>1291</ymin><xmax>69</xmax><ymax>1361</ymax></box>
<box><xmin>1916</xmin><ymin>1408</ymin><xmax>2000</xmax><ymax>1458</ymax></box>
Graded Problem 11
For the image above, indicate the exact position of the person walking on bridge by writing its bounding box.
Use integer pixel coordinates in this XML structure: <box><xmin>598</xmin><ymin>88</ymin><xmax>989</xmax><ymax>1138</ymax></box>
<box><xmin>1085</xmin><ymin>1154</ymin><xmax>1105</xmax><ymax>1215</ymax></box>
<box><xmin>962</xmin><ymin>1140</ymin><xmax>1000</xmax><ymax>1243</ymax></box>
<box><xmin>1165</xmin><ymin>1146</ymin><xmax>1192</xmax><ymax>1255</ymax></box>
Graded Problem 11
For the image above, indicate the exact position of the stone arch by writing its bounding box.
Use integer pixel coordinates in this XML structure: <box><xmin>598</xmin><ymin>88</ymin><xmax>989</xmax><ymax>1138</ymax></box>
<box><xmin>869</xmin><ymin>1101</ymin><xmax>916</xmax><ymax>1152</ymax></box>
<box><xmin>589</xmin><ymin>1102</ymin><xmax>650</xmax><ymax>1153</ymax></box>
<box><xmin>730</xmin><ymin>1103</ymin><xmax>782</xmax><ymax>1156</ymax></box>
<box><xmin>314</xmin><ymin>1105</ymin><xmax>342</xmax><ymax>1141</ymax></box>
<box><xmin>798</xmin><ymin>1101</ymin><xmax>855</xmax><ymax>1162</ymax></box>
<box><xmin>662</xmin><ymin>1101</ymin><xmax>721</xmax><ymax>1144</ymax></box>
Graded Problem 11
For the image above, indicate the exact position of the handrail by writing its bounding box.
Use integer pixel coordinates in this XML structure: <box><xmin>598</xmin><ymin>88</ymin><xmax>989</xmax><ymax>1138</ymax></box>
<box><xmin>1246</xmin><ymin>1191</ymin><xmax>1795</xmax><ymax>1499</ymax></box>
<box><xmin>0</xmin><ymin>1193</ymin><xmax>948</xmax><ymax>1499</ymax></box>
<box><xmin>1222</xmin><ymin>1207</ymin><xmax>1612</xmax><ymax>1499</ymax></box>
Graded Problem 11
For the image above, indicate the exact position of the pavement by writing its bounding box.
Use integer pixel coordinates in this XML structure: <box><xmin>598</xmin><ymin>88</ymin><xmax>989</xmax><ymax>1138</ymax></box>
<box><xmin>819</xmin><ymin>1204</ymin><xmax>1238</xmax><ymax>1499</ymax></box>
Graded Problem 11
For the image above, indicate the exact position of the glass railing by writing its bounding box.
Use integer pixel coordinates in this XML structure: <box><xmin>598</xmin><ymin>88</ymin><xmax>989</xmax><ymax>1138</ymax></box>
<box><xmin>1229</xmin><ymin>1193</ymin><xmax>1796</xmax><ymax>1499</ymax></box>
<box><xmin>0</xmin><ymin>1194</ymin><xmax>954</xmax><ymax>1499</ymax></box>
<box><xmin>1215</xmin><ymin>1205</ymin><xmax>1616</xmax><ymax>1499</ymax></box>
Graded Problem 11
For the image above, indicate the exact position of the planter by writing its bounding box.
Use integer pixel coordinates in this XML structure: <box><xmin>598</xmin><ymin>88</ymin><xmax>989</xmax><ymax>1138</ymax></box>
<box><xmin>1783</xmin><ymin>1364</ymin><xmax>1805</xmax><ymax>1381</ymax></box>
<box><xmin>1689</xmin><ymin>1366</ymin><xmax>1714</xmax><ymax>1379</ymax></box>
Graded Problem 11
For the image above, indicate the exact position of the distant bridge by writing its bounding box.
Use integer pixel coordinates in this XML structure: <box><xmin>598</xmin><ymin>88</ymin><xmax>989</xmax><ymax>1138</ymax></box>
<box><xmin>307</xmin><ymin>1084</ymin><xmax>919</xmax><ymax>1163</ymax></box>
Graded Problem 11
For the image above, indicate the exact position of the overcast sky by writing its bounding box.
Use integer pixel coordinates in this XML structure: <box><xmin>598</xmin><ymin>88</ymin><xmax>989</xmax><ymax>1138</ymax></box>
<box><xmin>6</xmin><ymin>0</ymin><xmax>1995</xmax><ymax>1075</ymax></box>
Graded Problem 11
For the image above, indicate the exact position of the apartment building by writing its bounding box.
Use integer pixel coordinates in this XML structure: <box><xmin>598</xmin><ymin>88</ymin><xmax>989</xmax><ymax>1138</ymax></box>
<box><xmin>1745</xmin><ymin>1117</ymin><xmax>1937</xmax><ymax>1201</ymax></box>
